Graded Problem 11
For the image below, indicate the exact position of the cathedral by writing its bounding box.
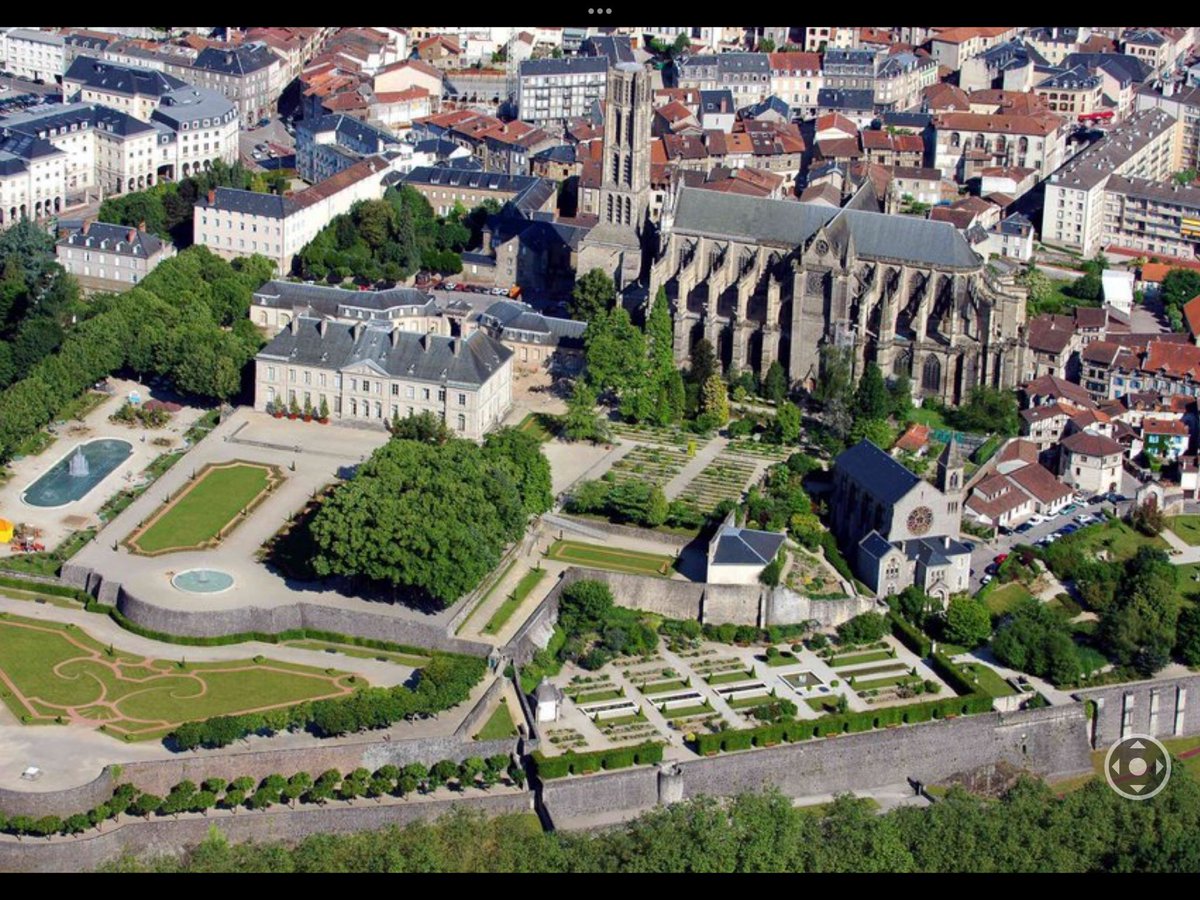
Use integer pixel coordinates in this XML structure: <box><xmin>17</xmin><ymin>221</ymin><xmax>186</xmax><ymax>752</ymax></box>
<box><xmin>575</xmin><ymin>59</ymin><xmax>1030</xmax><ymax>404</ymax></box>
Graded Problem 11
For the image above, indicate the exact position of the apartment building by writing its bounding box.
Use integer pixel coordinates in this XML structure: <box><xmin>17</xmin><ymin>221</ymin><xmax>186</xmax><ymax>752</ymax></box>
<box><xmin>254</xmin><ymin>318</ymin><xmax>513</xmax><ymax>441</ymax></box>
<box><xmin>1103</xmin><ymin>175</ymin><xmax>1200</xmax><ymax>261</ymax></box>
<box><xmin>767</xmin><ymin>51</ymin><xmax>822</xmax><ymax>118</ymax></box>
<box><xmin>675</xmin><ymin>53</ymin><xmax>772</xmax><ymax>105</ymax></box>
<box><xmin>1136</xmin><ymin>84</ymin><xmax>1200</xmax><ymax>172</ymax></box>
<box><xmin>189</xmin><ymin>43</ymin><xmax>284</xmax><ymax>127</ymax></box>
<box><xmin>1043</xmin><ymin>107</ymin><xmax>1180</xmax><ymax>256</ymax></box>
<box><xmin>1034</xmin><ymin>66</ymin><xmax>1105</xmax><ymax>118</ymax></box>
<box><xmin>63</xmin><ymin>56</ymin><xmax>188</xmax><ymax>122</ymax></box>
<box><xmin>0</xmin><ymin>137</ymin><xmax>67</xmax><ymax>227</ymax></box>
<box><xmin>932</xmin><ymin>108</ymin><xmax>1068</xmax><ymax>182</ymax></box>
<box><xmin>803</xmin><ymin>26</ymin><xmax>854</xmax><ymax>53</ymax></box>
<box><xmin>55</xmin><ymin>220</ymin><xmax>175</xmax><ymax>293</ymax></box>
<box><xmin>874</xmin><ymin>51</ymin><xmax>938</xmax><ymax>112</ymax></box>
<box><xmin>517</xmin><ymin>57</ymin><xmax>608</xmax><ymax>129</ymax></box>
<box><xmin>5</xmin><ymin>29</ymin><xmax>65</xmax><ymax>82</ymax></box>
<box><xmin>928</xmin><ymin>27</ymin><xmax>1020</xmax><ymax>71</ymax></box>
<box><xmin>821</xmin><ymin>49</ymin><xmax>878</xmax><ymax>95</ymax></box>
<box><xmin>193</xmin><ymin>154</ymin><xmax>399</xmax><ymax>274</ymax></box>
<box><xmin>397</xmin><ymin>166</ymin><xmax>556</xmax><ymax>218</ymax></box>
<box><xmin>295</xmin><ymin>114</ymin><xmax>400</xmax><ymax>183</ymax></box>
<box><xmin>249</xmin><ymin>279</ymin><xmax>445</xmax><ymax>337</ymax></box>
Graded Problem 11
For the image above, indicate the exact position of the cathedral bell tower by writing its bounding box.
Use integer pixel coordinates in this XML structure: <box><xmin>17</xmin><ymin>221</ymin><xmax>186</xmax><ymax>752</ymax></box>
<box><xmin>937</xmin><ymin>435</ymin><xmax>964</xmax><ymax>529</ymax></box>
<box><xmin>577</xmin><ymin>62</ymin><xmax>652</xmax><ymax>292</ymax></box>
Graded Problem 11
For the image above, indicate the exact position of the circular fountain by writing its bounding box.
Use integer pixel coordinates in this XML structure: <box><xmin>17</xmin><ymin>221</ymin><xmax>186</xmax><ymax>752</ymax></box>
<box><xmin>171</xmin><ymin>569</ymin><xmax>235</xmax><ymax>594</ymax></box>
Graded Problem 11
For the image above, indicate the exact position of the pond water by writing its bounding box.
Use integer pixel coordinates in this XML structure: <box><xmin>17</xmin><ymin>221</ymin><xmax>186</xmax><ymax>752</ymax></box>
<box><xmin>171</xmin><ymin>569</ymin><xmax>235</xmax><ymax>594</ymax></box>
<box><xmin>21</xmin><ymin>439</ymin><xmax>134</xmax><ymax>508</ymax></box>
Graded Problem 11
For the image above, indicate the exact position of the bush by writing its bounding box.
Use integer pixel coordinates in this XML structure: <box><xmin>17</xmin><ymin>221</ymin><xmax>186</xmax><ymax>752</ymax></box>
<box><xmin>531</xmin><ymin>742</ymin><xmax>664</xmax><ymax>779</ymax></box>
<box><xmin>888</xmin><ymin>610</ymin><xmax>932</xmax><ymax>657</ymax></box>
<box><xmin>836</xmin><ymin>612</ymin><xmax>889</xmax><ymax>646</ymax></box>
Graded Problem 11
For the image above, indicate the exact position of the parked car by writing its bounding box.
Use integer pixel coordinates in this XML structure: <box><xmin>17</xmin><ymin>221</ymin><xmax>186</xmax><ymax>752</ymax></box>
<box><xmin>1060</xmin><ymin>504</ymin><xmax>1081</xmax><ymax>517</ymax></box>
<box><xmin>490</xmin><ymin>287</ymin><xmax>507</xmax><ymax>295</ymax></box>
<box><xmin>442</xmin><ymin>282</ymin><xmax>458</xmax><ymax>291</ymax></box>
<box><xmin>980</xmin><ymin>574</ymin><xmax>993</xmax><ymax>586</ymax></box>
<box><xmin>1087</xmin><ymin>495</ymin><xmax>1105</xmax><ymax>504</ymax></box>
<box><xmin>1014</xmin><ymin>522</ymin><xmax>1035</xmax><ymax>534</ymax></box>
<box><xmin>985</xmin><ymin>564</ymin><xmax>999</xmax><ymax>576</ymax></box>
<box><xmin>1058</xmin><ymin>524</ymin><xmax>1080</xmax><ymax>535</ymax></box>
<box><xmin>961</xmin><ymin>541</ymin><xmax>976</xmax><ymax>552</ymax></box>
<box><xmin>1028</xmin><ymin>514</ymin><xmax>1046</xmax><ymax>525</ymax></box>
<box><xmin>1076</xmin><ymin>514</ymin><xmax>1099</xmax><ymax>526</ymax></box>
<box><xmin>258</xmin><ymin>117</ymin><xmax>271</xmax><ymax>127</ymax></box>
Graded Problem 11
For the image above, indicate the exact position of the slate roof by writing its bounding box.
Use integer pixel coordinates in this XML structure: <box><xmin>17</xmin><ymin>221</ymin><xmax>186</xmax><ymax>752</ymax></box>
<box><xmin>858</xmin><ymin>531</ymin><xmax>897</xmax><ymax>561</ymax></box>
<box><xmin>200</xmin><ymin>186</ymin><xmax>296</xmax><ymax>218</ymax></box>
<box><xmin>581</xmin><ymin>35</ymin><xmax>635</xmax><ymax>65</ymax></box>
<box><xmin>834</xmin><ymin>439</ymin><xmax>921</xmax><ymax>505</ymax></box>
<box><xmin>817</xmin><ymin>88</ymin><xmax>875</xmax><ymax>112</ymax></box>
<box><xmin>150</xmin><ymin>86</ymin><xmax>237</xmax><ymax>127</ymax></box>
<box><xmin>710</xmin><ymin>523</ymin><xmax>786</xmax><ymax>566</ymax></box>
<box><xmin>0</xmin><ymin>102</ymin><xmax>154</xmax><ymax>140</ymax></box>
<box><xmin>670</xmin><ymin>187</ymin><xmax>838</xmax><ymax>247</ymax></box>
<box><xmin>299</xmin><ymin>113</ymin><xmax>398</xmax><ymax>148</ymax></box>
<box><xmin>252</xmin><ymin>280</ymin><xmax>438</xmax><ymax>319</ymax></box>
<box><xmin>64</xmin><ymin>56</ymin><xmax>187</xmax><ymax>96</ymax></box>
<box><xmin>520</xmin><ymin>57</ymin><xmax>607</xmax><ymax>78</ymax></box>
<box><xmin>57</xmin><ymin>222</ymin><xmax>166</xmax><ymax>258</ymax></box>
<box><xmin>193</xmin><ymin>43</ymin><xmax>280</xmax><ymax>76</ymax></box>
<box><xmin>476</xmin><ymin>300</ymin><xmax>586</xmax><ymax>347</ymax></box>
<box><xmin>825</xmin><ymin>206</ymin><xmax>982</xmax><ymax>268</ymax></box>
<box><xmin>258</xmin><ymin>317</ymin><xmax>511</xmax><ymax>388</ymax></box>
<box><xmin>904</xmin><ymin>536</ymin><xmax>971</xmax><ymax>566</ymax></box>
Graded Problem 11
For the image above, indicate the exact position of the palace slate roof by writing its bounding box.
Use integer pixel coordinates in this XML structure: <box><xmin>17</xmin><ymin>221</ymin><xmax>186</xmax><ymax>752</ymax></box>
<box><xmin>258</xmin><ymin>317</ymin><xmax>511</xmax><ymax>388</ymax></box>
<box><xmin>711</xmin><ymin>523</ymin><xmax>786</xmax><ymax>566</ymax></box>
<box><xmin>65</xmin><ymin>56</ymin><xmax>187</xmax><ymax>96</ymax></box>
<box><xmin>252</xmin><ymin>280</ymin><xmax>437</xmax><ymax>318</ymax></box>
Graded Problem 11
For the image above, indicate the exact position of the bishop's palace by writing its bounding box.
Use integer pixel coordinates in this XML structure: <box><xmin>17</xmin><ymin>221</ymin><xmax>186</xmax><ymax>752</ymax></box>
<box><xmin>577</xmin><ymin>65</ymin><xmax>1029</xmax><ymax>404</ymax></box>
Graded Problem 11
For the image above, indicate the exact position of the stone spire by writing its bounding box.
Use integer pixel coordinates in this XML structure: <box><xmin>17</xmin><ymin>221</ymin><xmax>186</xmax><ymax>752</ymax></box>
<box><xmin>937</xmin><ymin>434</ymin><xmax>964</xmax><ymax>496</ymax></box>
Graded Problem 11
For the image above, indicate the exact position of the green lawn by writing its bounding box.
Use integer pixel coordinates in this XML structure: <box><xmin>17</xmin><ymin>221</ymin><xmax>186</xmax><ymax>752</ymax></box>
<box><xmin>546</xmin><ymin>540</ymin><xmax>677</xmax><ymax>578</ymax></box>
<box><xmin>829</xmin><ymin>650</ymin><xmax>894</xmax><ymax>668</ymax></box>
<box><xmin>474</xmin><ymin>700</ymin><xmax>518</xmax><ymax>740</ymax></box>
<box><xmin>844</xmin><ymin>663</ymin><xmax>910</xmax><ymax>680</ymax></box>
<box><xmin>482</xmin><ymin>568</ymin><xmax>547</xmax><ymax>636</ymax></box>
<box><xmin>905</xmin><ymin>407</ymin><xmax>949</xmax><ymax>430</ymax></box>
<box><xmin>805</xmin><ymin>696</ymin><xmax>842</xmax><ymax>713</ymax></box>
<box><xmin>853</xmin><ymin>673</ymin><xmax>921</xmax><ymax>690</ymax></box>
<box><xmin>516</xmin><ymin>413</ymin><xmax>562</xmax><ymax>443</ymax></box>
<box><xmin>707</xmin><ymin>669</ymin><xmax>757</xmax><ymax>684</ymax></box>
<box><xmin>0</xmin><ymin>613</ymin><xmax>357</xmax><ymax>740</ymax></box>
<box><xmin>455</xmin><ymin>557</ymin><xmax>518</xmax><ymax>635</ymax></box>
<box><xmin>1168</xmin><ymin>516</ymin><xmax>1200</xmax><ymax>546</ymax></box>
<box><xmin>126</xmin><ymin>461</ymin><xmax>278</xmax><ymax>554</ymax></box>
<box><xmin>660</xmin><ymin>703</ymin><xmax>713</xmax><ymax>719</ymax></box>
<box><xmin>796</xmin><ymin>796</ymin><xmax>879</xmax><ymax>816</ymax></box>
<box><xmin>638</xmin><ymin>679</ymin><xmax>689</xmax><ymax>694</ymax></box>
<box><xmin>958</xmin><ymin>662</ymin><xmax>1017</xmax><ymax>697</ymax></box>
<box><xmin>1067</xmin><ymin>518</ymin><xmax>1168</xmax><ymax>562</ymax></box>
<box><xmin>573</xmin><ymin>688</ymin><xmax>624</xmax><ymax>704</ymax></box>
<box><xmin>984</xmin><ymin>582</ymin><xmax>1034</xmax><ymax>617</ymax></box>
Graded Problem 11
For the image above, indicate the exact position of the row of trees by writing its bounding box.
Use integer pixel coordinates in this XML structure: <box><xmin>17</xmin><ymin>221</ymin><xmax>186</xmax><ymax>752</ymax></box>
<box><xmin>296</xmin><ymin>188</ymin><xmax>492</xmax><ymax>283</ymax></box>
<box><xmin>99</xmin><ymin>160</ymin><xmax>286</xmax><ymax>248</ymax></box>
<box><xmin>0</xmin><ymin>219</ymin><xmax>81</xmax><ymax>391</ymax></box>
<box><xmin>2</xmin><ymin>757</ymin><xmax>525</xmax><ymax>841</ymax></box>
<box><xmin>306</xmin><ymin>427</ymin><xmax>552</xmax><ymax>606</ymax></box>
<box><xmin>0</xmin><ymin>246</ymin><xmax>272</xmax><ymax>462</ymax></box>
<box><xmin>106</xmin><ymin>773</ymin><xmax>1200</xmax><ymax>872</ymax></box>
<box><xmin>171</xmin><ymin>654</ymin><xmax>486</xmax><ymax>749</ymax></box>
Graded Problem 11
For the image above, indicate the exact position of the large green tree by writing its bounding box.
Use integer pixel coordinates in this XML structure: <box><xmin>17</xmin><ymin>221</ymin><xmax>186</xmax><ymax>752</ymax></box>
<box><xmin>570</xmin><ymin>268</ymin><xmax>616</xmax><ymax>321</ymax></box>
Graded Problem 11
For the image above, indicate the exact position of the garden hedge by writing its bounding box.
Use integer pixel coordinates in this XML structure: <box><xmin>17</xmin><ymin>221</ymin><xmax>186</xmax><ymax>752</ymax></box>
<box><xmin>692</xmin><ymin>693</ymin><xmax>994</xmax><ymax>755</ymax></box>
<box><xmin>531</xmin><ymin>742</ymin><xmax>664</xmax><ymax>779</ymax></box>
<box><xmin>888</xmin><ymin>610</ymin><xmax>932</xmax><ymax>657</ymax></box>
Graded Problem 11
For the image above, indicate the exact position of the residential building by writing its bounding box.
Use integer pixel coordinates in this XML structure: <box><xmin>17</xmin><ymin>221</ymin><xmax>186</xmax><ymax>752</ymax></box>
<box><xmin>517</xmin><ymin>57</ymin><xmax>608</xmax><ymax>130</ymax></box>
<box><xmin>55</xmin><ymin>220</ymin><xmax>175</xmax><ymax>293</ymax></box>
<box><xmin>398</xmin><ymin>166</ymin><xmax>556</xmax><ymax>218</ymax></box>
<box><xmin>965</xmin><ymin>460</ymin><xmax>1073</xmax><ymax>529</ymax></box>
<box><xmin>830</xmin><ymin>438</ymin><xmax>970</xmax><ymax>602</ymax></box>
<box><xmin>981</xmin><ymin>212</ymin><xmax>1035</xmax><ymax>262</ymax></box>
<box><xmin>254</xmin><ymin>318</ymin><xmax>513</xmax><ymax>441</ymax></box>
<box><xmin>369</xmin><ymin>88</ymin><xmax>433</xmax><ymax>133</ymax></box>
<box><xmin>0</xmin><ymin>131</ymin><xmax>66</xmax><ymax>227</ymax></box>
<box><xmin>861</xmin><ymin>130</ymin><xmax>925</xmax><ymax>167</ymax></box>
<box><xmin>189</xmin><ymin>43</ymin><xmax>285</xmax><ymax>128</ymax></box>
<box><xmin>803</xmin><ymin>27</ymin><xmax>854</xmax><ymax>54</ymax></box>
<box><xmin>468</xmin><ymin>299</ymin><xmax>586</xmax><ymax>374</ymax></box>
<box><xmin>1034</xmin><ymin>66</ymin><xmax>1105</xmax><ymax>118</ymax></box>
<box><xmin>874</xmin><ymin>51</ymin><xmax>937</xmax><ymax>112</ymax></box>
<box><xmin>1102</xmin><ymin>175</ymin><xmax>1200</xmax><ymax>261</ymax></box>
<box><xmin>1136</xmin><ymin>84</ymin><xmax>1200</xmax><ymax>173</ymax></box>
<box><xmin>1043</xmin><ymin>107</ymin><xmax>1181</xmax><ymax>256</ymax></box>
<box><xmin>193</xmin><ymin>154</ymin><xmax>400</xmax><ymax>274</ymax></box>
<box><xmin>674</xmin><ymin>53</ymin><xmax>772</xmax><ymax>105</ymax></box>
<box><xmin>295</xmin><ymin>114</ymin><xmax>400</xmax><ymax>183</ymax></box>
<box><xmin>928</xmin><ymin>27</ymin><xmax>1021</xmax><ymax>72</ymax></box>
<box><xmin>63</xmin><ymin>56</ymin><xmax>188</xmax><ymax>122</ymax></box>
<box><xmin>1059</xmin><ymin>430</ymin><xmax>1124</xmax><ymax>494</ymax></box>
<box><xmin>821</xmin><ymin>49</ymin><xmax>878</xmax><ymax>96</ymax></box>
<box><xmin>698</xmin><ymin>90</ymin><xmax>735</xmax><ymax>133</ymax></box>
<box><xmin>1142</xmin><ymin>415</ymin><xmax>1190</xmax><ymax>460</ymax></box>
<box><xmin>767</xmin><ymin>51</ymin><xmax>822</xmax><ymax>118</ymax></box>
<box><xmin>5</xmin><ymin>29</ymin><xmax>64</xmax><ymax>82</ymax></box>
<box><xmin>932</xmin><ymin>107</ymin><xmax>1067</xmax><ymax>182</ymax></box>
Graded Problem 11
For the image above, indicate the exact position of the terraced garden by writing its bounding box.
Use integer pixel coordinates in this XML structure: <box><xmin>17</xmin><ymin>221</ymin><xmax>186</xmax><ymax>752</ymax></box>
<box><xmin>610</xmin><ymin>422</ymin><xmax>712</xmax><ymax>451</ymax></box>
<box><xmin>0</xmin><ymin>613</ymin><xmax>359</xmax><ymax>741</ymax></box>
<box><xmin>675</xmin><ymin>452</ymin><xmax>760</xmax><ymax>512</ymax></box>
<box><xmin>725</xmin><ymin>439</ymin><xmax>793</xmax><ymax>461</ymax></box>
<box><xmin>606</xmin><ymin>443</ymin><xmax>693</xmax><ymax>487</ymax></box>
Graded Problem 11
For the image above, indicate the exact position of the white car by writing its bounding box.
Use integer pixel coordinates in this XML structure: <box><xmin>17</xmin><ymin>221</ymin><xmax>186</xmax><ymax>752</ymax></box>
<box><xmin>979</xmin><ymin>574</ymin><xmax>993</xmax><ymax>586</ymax></box>
<box><xmin>1076</xmin><ymin>514</ymin><xmax>1098</xmax><ymax>526</ymax></box>
<box><xmin>1028</xmin><ymin>514</ymin><xmax>1046</xmax><ymax>525</ymax></box>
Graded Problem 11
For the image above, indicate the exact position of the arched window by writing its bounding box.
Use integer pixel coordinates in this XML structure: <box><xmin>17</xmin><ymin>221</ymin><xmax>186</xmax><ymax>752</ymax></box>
<box><xmin>950</xmin><ymin>132</ymin><xmax>961</xmax><ymax>148</ymax></box>
<box><xmin>973</xmin><ymin>133</ymin><xmax>985</xmax><ymax>150</ymax></box>
<box><xmin>995</xmin><ymin>135</ymin><xmax>1006</xmax><ymax>153</ymax></box>
<box><xmin>1018</xmin><ymin>136</ymin><xmax>1029</xmax><ymax>154</ymax></box>
<box><xmin>922</xmin><ymin>355</ymin><xmax>942</xmax><ymax>393</ymax></box>
<box><xmin>607</xmin><ymin>195</ymin><xmax>614</xmax><ymax>223</ymax></box>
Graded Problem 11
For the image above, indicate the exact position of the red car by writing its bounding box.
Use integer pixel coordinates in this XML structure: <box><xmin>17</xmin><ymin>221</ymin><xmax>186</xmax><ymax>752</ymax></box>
<box><xmin>993</xmin><ymin>554</ymin><xmax>1008</xmax><ymax>566</ymax></box>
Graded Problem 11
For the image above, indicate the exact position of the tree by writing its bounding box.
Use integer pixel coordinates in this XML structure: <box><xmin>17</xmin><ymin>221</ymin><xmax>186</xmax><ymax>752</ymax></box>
<box><xmin>1130</xmin><ymin>499</ymin><xmax>1166</xmax><ymax>536</ymax></box>
<box><xmin>134</xmin><ymin>793</ymin><xmax>163</xmax><ymax>820</ymax></box>
<box><xmin>763</xmin><ymin>360</ymin><xmax>788</xmax><ymax>406</ymax></box>
<box><xmin>1099</xmin><ymin>547</ymin><xmax>1180</xmax><ymax>676</ymax></box>
<box><xmin>570</xmin><ymin>268</ymin><xmax>616</xmax><ymax>321</ymax></box>
<box><xmin>889</xmin><ymin>373</ymin><xmax>913</xmax><ymax>419</ymax></box>
<box><xmin>944</xmin><ymin>595</ymin><xmax>993</xmax><ymax>647</ymax></box>
<box><xmin>688</xmin><ymin>338</ymin><xmax>717</xmax><ymax>387</ymax></box>
<box><xmin>896</xmin><ymin>586</ymin><xmax>932</xmax><ymax>625</ymax></box>
<box><xmin>854</xmin><ymin>363</ymin><xmax>889</xmax><ymax>421</ymax></box>
<box><xmin>772</xmin><ymin>401</ymin><xmax>802</xmax><ymax>444</ymax></box>
<box><xmin>564</xmin><ymin>380</ymin><xmax>608</xmax><ymax>443</ymax></box>
<box><xmin>946</xmin><ymin>386</ymin><xmax>1019</xmax><ymax>437</ymax></box>
<box><xmin>1067</xmin><ymin>271</ymin><xmax>1102</xmax><ymax>302</ymax></box>
<box><xmin>1161</xmin><ymin>269</ymin><xmax>1200</xmax><ymax>332</ymax></box>
<box><xmin>672</xmin><ymin>33</ymin><xmax>691</xmax><ymax>56</ymax></box>
<box><xmin>991</xmin><ymin>599</ymin><xmax>1082</xmax><ymax>685</ymax></box>
<box><xmin>836</xmin><ymin>612</ymin><xmax>888</xmax><ymax>646</ymax></box>
<box><xmin>1176</xmin><ymin>605</ymin><xmax>1200</xmax><ymax>666</ymax></box>
<box><xmin>1022</xmin><ymin>267</ymin><xmax>1055</xmax><ymax>310</ymax></box>
<box><xmin>584</xmin><ymin>306</ymin><xmax>648</xmax><ymax>403</ymax></box>
<box><xmin>758</xmin><ymin>37</ymin><xmax>776</xmax><ymax>52</ymax></box>
<box><xmin>699</xmin><ymin>374</ymin><xmax>730</xmax><ymax>428</ymax></box>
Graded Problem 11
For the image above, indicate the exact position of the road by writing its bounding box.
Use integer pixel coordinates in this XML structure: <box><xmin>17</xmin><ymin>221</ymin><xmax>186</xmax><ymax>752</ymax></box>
<box><xmin>0</xmin><ymin>73</ymin><xmax>61</xmax><ymax>99</ymax></box>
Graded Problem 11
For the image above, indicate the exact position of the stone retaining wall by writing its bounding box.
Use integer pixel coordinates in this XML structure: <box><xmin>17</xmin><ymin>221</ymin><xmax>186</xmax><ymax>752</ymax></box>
<box><xmin>0</xmin><ymin>769</ymin><xmax>115</xmax><ymax>819</ymax></box>
<box><xmin>453</xmin><ymin>676</ymin><xmax>507</xmax><ymax>740</ymax></box>
<box><xmin>539</xmin><ymin>766</ymin><xmax>659</xmax><ymax>828</ymax></box>
<box><xmin>0</xmin><ymin>791</ymin><xmax>533</xmax><ymax>873</ymax></box>
<box><xmin>550</xmin><ymin>515</ymin><xmax>698</xmax><ymax>551</ymax></box>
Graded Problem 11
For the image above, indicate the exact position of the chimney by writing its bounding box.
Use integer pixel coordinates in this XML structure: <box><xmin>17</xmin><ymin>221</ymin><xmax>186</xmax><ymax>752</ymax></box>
<box><xmin>82</xmin><ymin>219</ymin><xmax>92</xmax><ymax>235</ymax></box>
<box><xmin>452</xmin><ymin>337</ymin><xmax>462</xmax><ymax>357</ymax></box>
<box><xmin>481</xmin><ymin>226</ymin><xmax>492</xmax><ymax>254</ymax></box>
<box><xmin>138</xmin><ymin>220</ymin><xmax>146</xmax><ymax>232</ymax></box>
<box><xmin>319</xmin><ymin>318</ymin><xmax>328</xmax><ymax>338</ymax></box>
<box><xmin>352</xmin><ymin>322</ymin><xmax>365</xmax><ymax>342</ymax></box>
<box><xmin>127</xmin><ymin>228</ymin><xmax>137</xmax><ymax>243</ymax></box>
<box><xmin>289</xmin><ymin>317</ymin><xmax>300</xmax><ymax>335</ymax></box>
<box><xmin>207</xmin><ymin>189</ymin><xmax>216</xmax><ymax>204</ymax></box>
<box><xmin>421</xmin><ymin>332</ymin><xmax>432</xmax><ymax>352</ymax></box>
<box><xmin>390</xmin><ymin>326</ymin><xmax>401</xmax><ymax>347</ymax></box>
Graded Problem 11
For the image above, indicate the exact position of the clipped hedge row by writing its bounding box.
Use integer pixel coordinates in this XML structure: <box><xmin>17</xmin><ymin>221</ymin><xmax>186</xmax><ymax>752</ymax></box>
<box><xmin>888</xmin><ymin>610</ymin><xmax>932</xmax><ymax>658</ymax></box>
<box><xmin>0</xmin><ymin>574</ymin><xmax>92</xmax><ymax>603</ymax></box>
<box><xmin>692</xmin><ymin>693</ymin><xmax>994</xmax><ymax>755</ymax></box>
<box><xmin>928</xmin><ymin>651</ymin><xmax>979</xmax><ymax>697</ymax></box>
<box><xmin>531</xmin><ymin>742</ymin><xmax>664</xmax><ymax>779</ymax></box>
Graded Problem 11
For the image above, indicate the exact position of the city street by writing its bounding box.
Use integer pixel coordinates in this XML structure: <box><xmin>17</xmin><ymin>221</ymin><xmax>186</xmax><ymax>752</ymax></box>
<box><xmin>0</xmin><ymin>73</ymin><xmax>61</xmax><ymax>98</ymax></box>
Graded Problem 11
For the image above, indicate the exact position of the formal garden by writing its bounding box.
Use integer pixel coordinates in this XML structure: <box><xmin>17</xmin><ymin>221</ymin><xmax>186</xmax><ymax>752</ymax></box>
<box><xmin>123</xmin><ymin>460</ymin><xmax>282</xmax><ymax>555</ymax></box>
<box><xmin>0</xmin><ymin>613</ymin><xmax>360</xmax><ymax>741</ymax></box>
<box><xmin>674</xmin><ymin>451</ymin><xmax>760</xmax><ymax>512</ymax></box>
<box><xmin>545</xmin><ymin>540</ymin><xmax>677</xmax><ymax>577</ymax></box>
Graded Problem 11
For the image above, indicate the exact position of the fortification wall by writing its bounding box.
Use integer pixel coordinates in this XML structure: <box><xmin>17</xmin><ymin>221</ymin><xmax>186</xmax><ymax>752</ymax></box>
<box><xmin>1075</xmin><ymin>674</ymin><xmax>1200</xmax><ymax>749</ymax></box>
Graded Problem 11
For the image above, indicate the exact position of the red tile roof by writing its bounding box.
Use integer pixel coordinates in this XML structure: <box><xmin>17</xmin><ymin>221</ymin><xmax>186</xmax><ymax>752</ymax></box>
<box><xmin>1143</xmin><ymin>415</ymin><xmax>1189</xmax><ymax>436</ymax></box>
<box><xmin>894</xmin><ymin>423</ymin><xmax>931</xmax><ymax>453</ymax></box>
<box><xmin>1009</xmin><ymin>463</ymin><xmax>1072</xmax><ymax>504</ymax></box>
<box><xmin>933</xmin><ymin>111</ymin><xmax>1063</xmax><ymax>136</ymax></box>
<box><xmin>1061</xmin><ymin>431</ymin><xmax>1123</xmax><ymax>457</ymax></box>
<box><xmin>1183</xmin><ymin>294</ymin><xmax>1200</xmax><ymax>336</ymax></box>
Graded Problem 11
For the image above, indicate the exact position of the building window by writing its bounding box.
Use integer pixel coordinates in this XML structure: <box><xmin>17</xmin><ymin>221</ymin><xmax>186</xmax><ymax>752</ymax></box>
<box><xmin>458</xmin><ymin>392</ymin><xmax>467</xmax><ymax>406</ymax></box>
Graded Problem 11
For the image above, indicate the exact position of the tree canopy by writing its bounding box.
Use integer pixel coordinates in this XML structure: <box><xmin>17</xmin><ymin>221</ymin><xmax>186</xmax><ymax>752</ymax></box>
<box><xmin>307</xmin><ymin>429</ymin><xmax>551</xmax><ymax>606</ymax></box>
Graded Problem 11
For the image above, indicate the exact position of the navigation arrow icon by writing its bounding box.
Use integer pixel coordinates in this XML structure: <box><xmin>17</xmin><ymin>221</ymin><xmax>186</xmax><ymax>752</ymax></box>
<box><xmin>1130</xmin><ymin>783</ymin><xmax>1145</xmax><ymax>793</ymax></box>
<box><xmin>1111</xmin><ymin>759</ymin><xmax>1121</xmax><ymax>774</ymax></box>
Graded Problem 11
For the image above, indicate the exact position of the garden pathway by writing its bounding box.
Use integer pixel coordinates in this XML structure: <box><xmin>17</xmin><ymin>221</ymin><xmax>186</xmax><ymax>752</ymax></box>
<box><xmin>951</xmin><ymin>647</ymin><xmax>1074</xmax><ymax>706</ymax></box>
<box><xmin>1160</xmin><ymin>528</ymin><xmax>1200</xmax><ymax>565</ymax></box>
<box><xmin>661</xmin><ymin>436</ymin><xmax>729</xmax><ymax>501</ymax></box>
